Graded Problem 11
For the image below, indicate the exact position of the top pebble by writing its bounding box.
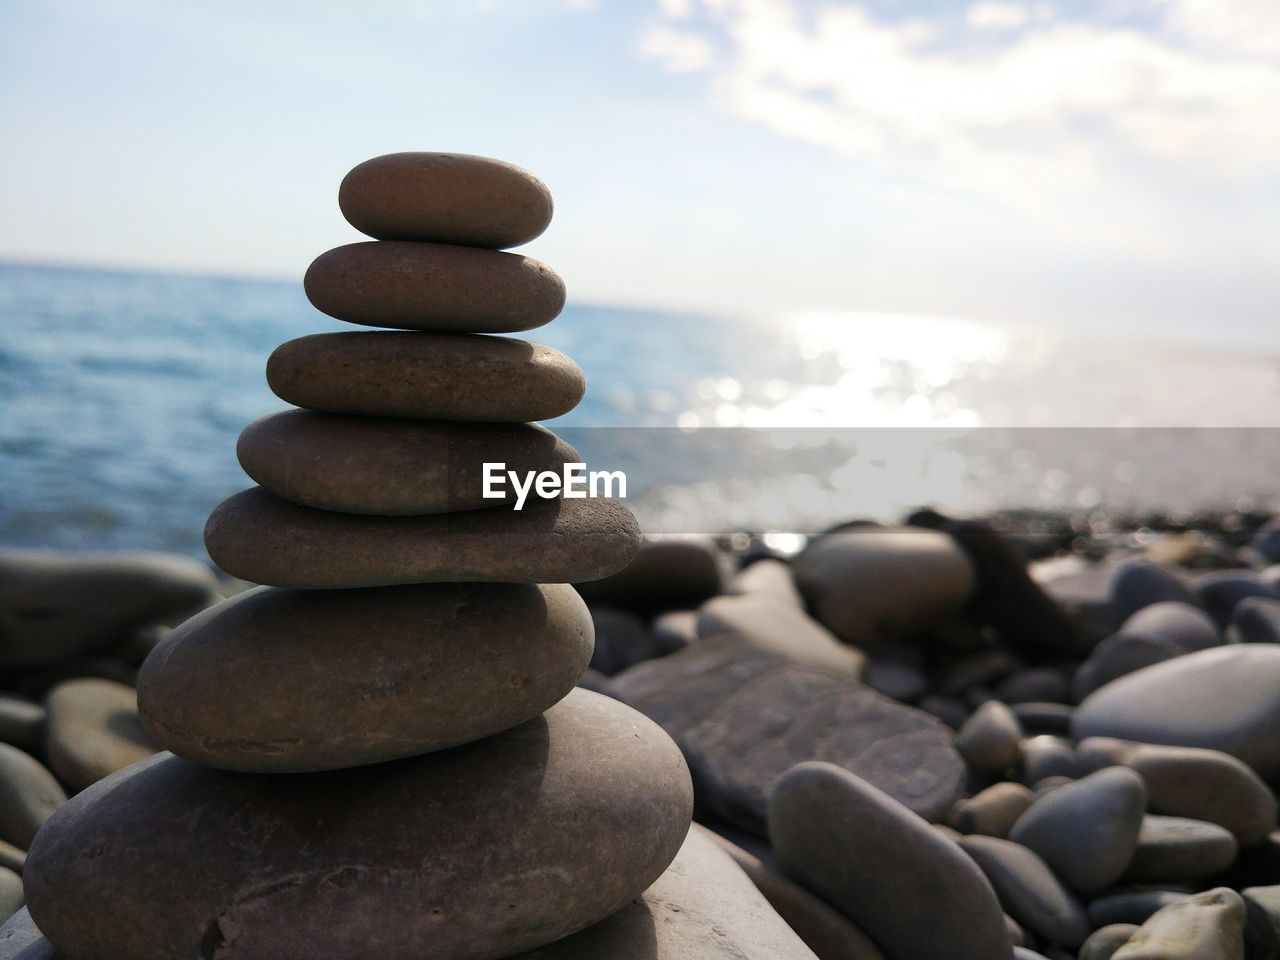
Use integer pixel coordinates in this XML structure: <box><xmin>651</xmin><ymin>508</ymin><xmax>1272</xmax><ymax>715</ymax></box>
<box><xmin>339</xmin><ymin>152</ymin><xmax>553</xmax><ymax>249</ymax></box>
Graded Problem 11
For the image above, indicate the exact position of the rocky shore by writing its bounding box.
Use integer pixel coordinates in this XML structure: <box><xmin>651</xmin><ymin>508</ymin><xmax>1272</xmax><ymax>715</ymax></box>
<box><xmin>2</xmin><ymin>151</ymin><xmax>1280</xmax><ymax>958</ymax></box>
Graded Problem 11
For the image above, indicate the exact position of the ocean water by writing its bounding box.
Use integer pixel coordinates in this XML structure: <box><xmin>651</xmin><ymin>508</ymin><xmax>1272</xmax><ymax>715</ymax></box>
<box><xmin>2</xmin><ymin>260</ymin><xmax>1279</xmax><ymax>555</ymax></box>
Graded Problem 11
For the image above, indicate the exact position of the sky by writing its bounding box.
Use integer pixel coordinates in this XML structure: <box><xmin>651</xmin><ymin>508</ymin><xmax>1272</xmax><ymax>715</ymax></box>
<box><xmin>2</xmin><ymin>0</ymin><xmax>1279</xmax><ymax>341</ymax></box>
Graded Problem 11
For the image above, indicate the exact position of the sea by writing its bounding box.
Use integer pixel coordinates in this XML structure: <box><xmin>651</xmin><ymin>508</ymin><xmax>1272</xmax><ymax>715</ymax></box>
<box><xmin>2</xmin><ymin>260</ymin><xmax>1279</xmax><ymax>557</ymax></box>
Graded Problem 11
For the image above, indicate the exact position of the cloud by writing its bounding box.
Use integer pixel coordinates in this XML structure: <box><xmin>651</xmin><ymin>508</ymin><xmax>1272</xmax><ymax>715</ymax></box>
<box><xmin>637</xmin><ymin>0</ymin><xmax>1280</xmax><ymax>260</ymax></box>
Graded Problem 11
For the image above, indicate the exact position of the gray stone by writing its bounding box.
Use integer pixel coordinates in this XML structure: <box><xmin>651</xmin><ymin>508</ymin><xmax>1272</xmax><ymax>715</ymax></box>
<box><xmin>698</xmin><ymin>826</ymin><xmax>886</xmax><ymax>960</ymax></box>
<box><xmin>0</xmin><ymin>870</ymin><xmax>20</xmax><ymax>926</ymax></box>
<box><xmin>696</xmin><ymin>593</ymin><xmax>866</xmax><ymax>677</ymax></box>
<box><xmin>1080</xmin><ymin>925</ymin><xmax>1140</xmax><ymax>960</ymax></box>
<box><xmin>955</xmin><ymin>700</ymin><xmax>1023</xmax><ymax>774</ymax></box>
<box><xmin>651</xmin><ymin>610</ymin><xmax>697</xmax><ymax>655</ymax></box>
<box><xmin>1253</xmin><ymin>519</ymin><xmax>1280</xmax><ymax>565</ymax></box>
<box><xmin>1073</xmin><ymin>634</ymin><xmax>1192</xmax><ymax>701</ymax></box>
<box><xmin>1009</xmin><ymin>767</ymin><xmax>1146</xmax><ymax>894</ymax></box>
<box><xmin>1119</xmin><ymin>602</ymin><xmax>1220</xmax><ymax>651</ymax></box>
<box><xmin>0</xmin><ymin>549</ymin><xmax>217</xmax><ymax>668</ymax></box>
<box><xmin>0</xmin><ymin>698</ymin><xmax>44</xmax><ymax>756</ymax></box>
<box><xmin>0</xmin><ymin>843</ymin><xmax>23</xmax><ymax>877</ymax></box>
<box><xmin>993</xmin><ymin>668</ymin><xmax>1072</xmax><ymax>705</ymax></box>
<box><xmin>769</xmin><ymin>762</ymin><xmax>1010</xmax><ymax>960</ymax></box>
<box><xmin>1073</xmin><ymin>645</ymin><xmax>1280</xmax><ymax>779</ymax></box>
<box><xmin>1079</xmin><ymin>739</ymin><xmax>1277</xmax><ymax>845</ymax></box>
<box><xmin>1088</xmin><ymin>891</ymin><xmax>1192</xmax><ymax>928</ymax></box>
<box><xmin>863</xmin><ymin>654</ymin><xmax>928</xmax><ymax>703</ymax></box>
<box><xmin>508</xmin><ymin>826</ymin><xmax>820</xmax><ymax>959</ymax></box>
<box><xmin>44</xmin><ymin>679</ymin><xmax>158</xmax><ymax>793</ymax></box>
<box><xmin>1241</xmin><ymin>884</ymin><xmax>1280</xmax><ymax>952</ymax></box>
<box><xmin>792</xmin><ymin>528</ymin><xmax>975</xmax><ymax>645</ymax></box>
<box><xmin>1010</xmin><ymin>703</ymin><xmax>1073</xmax><ymax>736</ymax></box>
<box><xmin>1233</xmin><ymin>596</ymin><xmax>1280</xmax><ymax>644</ymax></box>
<box><xmin>729</xmin><ymin>558</ymin><xmax>804</xmax><ymax>606</ymax></box>
<box><xmin>1020</xmin><ymin>735</ymin><xmax>1082</xmax><ymax>784</ymax></box>
<box><xmin>958</xmin><ymin>835</ymin><xmax>1090</xmax><ymax>949</ymax></box>
<box><xmin>1192</xmin><ymin>571</ymin><xmax>1276</xmax><ymax>628</ymax></box>
<box><xmin>304</xmin><ymin>241</ymin><xmax>565</xmax><ymax>333</ymax></box>
<box><xmin>25</xmin><ymin>690</ymin><xmax>694</xmax><ymax>960</ymax></box>
<box><xmin>138</xmin><ymin>583</ymin><xmax>592</xmax><ymax>772</ymax></box>
<box><xmin>589</xmin><ymin>606</ymin><xmax>660</xmax><ymax>677</ymax></box>
<box><xmin>0</xmin><ymin>744</ymin><xmax>65</xmax><ymax>850</ymax></box>
<box><xmin>1125</xmin><ymin>815</ymin><xmax>1238</xmax><ymax>882</ymax></box>
<box><xmin>205</xmin><ymin>486</ymin><xmax>640</xmax><ymax>589</ymax></box>
<box><xmin>267</xmin><ymin>331</ymin><xmax>585</xmax><ymax>423</ymax></box>
<box><xmin>237</xmin><ymin>411</ymin><xmax>577</xmax><ymax>514</ymax></box>
<box><xmin>610</xmin><ymin>637</ymin><xmax>964</xmax><ymax>834</ymax></box>
<box><xmin>575</xmin><ymin>538</ymin><xmax>727</xmax><ymax>617</ymax></box>
<box><xmin>0</xmin><ymin>908</ymin><xmax>62</xmax><ymax>960</ymax></box>
<box><xmin>338</xmin><ymin>152</ymin><xmax>553</xmax><ymax>248</ymax></box>
<box><xmin>1108</xmin><ymin>560</ymin><xmax>1195</xmax><ymax>623</ymax></box>
<box><xmin>949</xmin><ymin>782</ymin><xmax>1036</xmax><ymax>839</ymax></box>
<box><xmin>1112</xmin><ymin>887</ymin><xmax>1245</xmax><ymax>959</ymax></box>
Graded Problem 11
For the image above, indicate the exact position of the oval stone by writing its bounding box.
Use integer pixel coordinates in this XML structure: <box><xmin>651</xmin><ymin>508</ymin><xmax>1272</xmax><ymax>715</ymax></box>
<box><xmin>769</xmin><ymin>761</ymin><xmax>1010</xmax><ymax>960</ymax></box>
<box><xmin>204</xmin><ymin>487</ymin><xmax>640</xmax><ymax>588</ymax></box>
<box><xmin>1073</xmin><ymin>646</ymin><xmax>1280</xmax><ymax>779</ymax></box>
<box><xmin>44</xmin><ymin>679</ymin><xmax>158</xmax><ymax>793</ymax></box>
<box><xmin>137</xmin><ymin>582</ymin><xmax>593</xmax><ymax>772</ymax></box>
<box><xmin>237</xmin><ymin>412</ymin><xmax>577</xmax><ymax>515</ymax></box>
<box><xmin>304</xmin><ymin>241</ymin><xmax>565</xmax><ymax>333</ymax></box>
<box><xmin>339</xmin><ymin>153</ymin><xmax>553</xmax><ymax>248</ymax></box>
<box><xmin>24</xmin><ymin>690</ymin><xmax>694</xmax><ymax>960</ymax></box>
<box><xmin>266</xmin><ymin>332</ymin><xmax>585</xmax><ymax>422</ymax></box>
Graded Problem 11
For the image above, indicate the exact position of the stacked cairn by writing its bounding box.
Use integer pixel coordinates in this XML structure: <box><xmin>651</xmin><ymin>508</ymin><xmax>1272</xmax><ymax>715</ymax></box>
<box><xmin>22</xmin><ymin>153</ymin><xmax>695</xmax><ymax>959</ymax></box>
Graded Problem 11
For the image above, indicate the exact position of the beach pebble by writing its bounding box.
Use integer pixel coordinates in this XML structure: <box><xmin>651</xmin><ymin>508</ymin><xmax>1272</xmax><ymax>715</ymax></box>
<box><xmin>994</xmin><ymin>668</ymin><xmax>1072</xmax><ymax>705</ymax></box>
<box><xmin>0</xmin><ymin>907</ymin><xmax>61</xmax><ymax>960</ymax></box>
<box><xmin>0</xmin><ymin>697</ymin><xmax>44</xmax><ymax>756</ymax></box>
<box><xmin>696</xmin><ymin>593</ymin><xmax>866</xmax><ymax>677</ymax></box>
<box><xmin>1241</xmin><ymin>884</ymin><xmax>1280</xmax><ymax>954</ymax></box>
<box><xmin>1232</xmin><ymin>596</ymin><xmax>1280</xmax><ymax>644</ymax></box>
<box><xmin>588</xmin><ymin>606</ymin><xmax>659</xmax><ymax>676</ymax></box>
<box><xmin>1073</xmin><ymin>645</ymin><xmax>1280</xmax><ymax>778</ymax></box>
<box><xmin>237</xmin><ymin>411</ymin><xmax>577</xmax><ymax>514</ymax></box>
<box><xmin>1112</xmin><ymin>887</ymin><xmax>1245</xmax><ymax>959</ymax></box>
<box><xmin>575</xmin><ymin>537</ymin><xmax>727</xmax><ymax>616</ymax></box>
<box><xmin>769</xmin><ymin>761</ymin><xmax>1010</xmax><ymax>960</ymax></box>
<box><xmin>0</xmin><ymin>843</ymin><xmax>23</xmax><ymax>877</ymax></box>
<box><xmin>0</xmin><ymin>870</ymin><xmax>20</xmax><ymax>925</ymax></box>
<box><xmin>1010</xmin><ymin>767</ymin><xmax>1147</xmax><ymax>893</ymax></box>
<box><xmin>1108</xmin><ymin>560</ymin><xmax>1194</xmax><ymax>622</ymax></box>
<box><xmin>1021</xmin><ymin>735</ymin><xmax>1081</xmax><ymax>784</ymax></box>
<box><xmin>864</xmin><ymin>653</ymin><xmax>929</xmax><ymax>703</ymax></box>
<box><xmin>1125</xmin><ymin>815</ymin><xmax>1238</xmax><ymax>882</ymax></box>
<box><xmin>339</xmin><ymin>152</ymin><xmax>553</xmax><ymax>248</ymax></box>
<box><xmin>1080</xmin><ymin>925</ymin><xmax>1141</xmax><ymax>960</ymax></box>
<box><xmin>1089</xmin><ymin>892</ymin><xmax>1193</xmax><ymax>928</ymax></box>
<box><xmin>267</xmin><ymin>331</ymin><xmax>585</xmax><ymax>422</ymax></box>
<box><xmin>138</xmin><ymin>583</ymin><xmax>592</xmax><ymax>772</ymax></box>
<box><xmin>955</xmin><ymin>700</ymin><xmax>1023</xmax><ymax>774</ymax></box>
<box><xmin>935</xmin><ymin>649</ymin><xmax>1014</xmax><ymax>698</ymax></box>
<box><xmin>699</xmin><ymin>826</ymin><xmax>886</xmax><ymax>960</ymax></box>
<box><xmin>0</xmin><ymin>744</ymin><xmax>65</xmax><ymax>850</ymax></box>
<box><xmin>792</xmin><ymin>528</ymin><xmax>975</xmax><ymax>645</ymax></box>
<box><xmin>205</xmin><ymin>486</ymin><xmax>640</xmax><ymax>588</ymax></box>
<box><xmin>305</xmin><ymin>241</ymin><xmax>564</xmax><ymax>333</ymax></box>
<box><xmin>24</xmin><ymin>689</ymin><xmax>693</xmax><ymax>960</ymax></box>
<box><xmin>1080</xmin><ymin>739</ymin><xmax>1277</xmax><ymax>845</ymax></box>
<box><xmin>0</xmin><ymin>549</ymin><xmax>217</xmax><ymax>668</ymax></box>
<box><xmin>950</xmin><ymin>782</ymin><xmax>1036</xmax><ymax>838</ymax></box>
<box><xmin>729</xmin><ymin>558</ymin><xmax>804</xmax><ymax>605</ymax></box>
<box><xmin>1192</xmin><ymin>571</ymin><xmax>1275</xmax><ymax>628</ymax></box>
<box><xmin>1119</xmin><ymin>602</ymin><xmax>1221</xmax><ymax>651</ymax></box>
<box><xmin>44</xmin><ymin>679</ymin><xmax>158</xmax><ymax>793</ymax></box>
<box><xmin>1073</xmin><ymin>633</ymin><xmax>1195</xmax><ymax>701</ymax></box>
<box><xmin>919</xmin><ymin>694</ymin><xmax>970</xmax><ymax>730</ymax></box>
<box><xmin>611</xmin><ymin>637</ymin><xmax>964</xmax><ymax>834</ymax></box>
<box><xmin>651</xmin><ymin>610</ymin><xmax>697</xmax><ymax>655</ymax></box>
<box><xmin>1010</xmin><ymin>703</ymin><xmax>1074</xmax><ymax>736</ymax></box>
<box><xmin>958</xmin><ymin>835</ymin><xmax>1091</xmax><ymax>949</ymax></box>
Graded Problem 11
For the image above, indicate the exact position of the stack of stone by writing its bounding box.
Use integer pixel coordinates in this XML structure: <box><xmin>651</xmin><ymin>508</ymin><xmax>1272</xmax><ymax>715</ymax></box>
<box><xmin>20</xmin><ymin>153</ymin><xmax>695</xmax><ymax>959</ymax></box>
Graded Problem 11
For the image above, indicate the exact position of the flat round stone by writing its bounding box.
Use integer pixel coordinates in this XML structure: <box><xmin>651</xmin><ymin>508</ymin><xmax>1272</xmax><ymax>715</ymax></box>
<box><xmin>24</xmin><ymin>690</ymin><xmax>694</xmax><ymax>960</ymax></box>
<box><xmin>137</xmin><ymin>582</ymin><xmax>593</xmax><ymax>772</ymax></box>
<box><xmin>204</xmin><ymin>487</ymin><xmax>640</xmax><ymax>588</ymax></box>
<box><xmin>339</xmin><ymin>153</ymin><xmax>553</xmax><ymax>248</ymax></box>
<box><xmin>237</xmin><ymin>411</ymin><xmax>577</xmax><ymax>515</ymax></box>
<box><xmin>44</xmin><ymin>679</ymin><xmax>158</xmax><ymax>793</ymax></box>
<box><xmin>304</xmin><ymin>241</ymin><xmax>565</xmax><ymax>333</ymax></box>
<box><xmin>266</xmin><ymin>332</ymin><xmax>584</xmax><ymax>422</ymax></box>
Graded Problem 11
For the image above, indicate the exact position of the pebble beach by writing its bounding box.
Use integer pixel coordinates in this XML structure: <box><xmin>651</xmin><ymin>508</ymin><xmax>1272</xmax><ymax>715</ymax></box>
<box><xmin>2</xmin><ymin>153</ymin><xmax>1280</xmax><ymax>960</ymax></box>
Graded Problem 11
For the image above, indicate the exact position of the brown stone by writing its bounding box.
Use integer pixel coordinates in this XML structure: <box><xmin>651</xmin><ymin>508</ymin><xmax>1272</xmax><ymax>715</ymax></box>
<box><xmin>304</xmin><ymin>241</ymin><xmax>565</xmax><ymax>333</ymax></box>
<box><xmin>237</xmin><ymin>411</ymin><xmax>577</xmax><ymax>515</ymax></box>
<box><xmin>44</xmin><ymin>679</ymin><xmax>158</xmax><ymax>793</ymax></box>
<box><xmin>0</xmin><ymin>745</ymin><xmax>64</xmax><ymax>850</ymax></box>
<box><xmin>266</xmin><ymin>331</ymin><xmax>584</xmax><ymax>422</ymax></box>
<box><xmin>24</xmin><ymin>690</ymin><xmax>694</xmax><ymax>960</ymax></box>
<box><xmin>339</xmin><ymin>152</ymin><xmax>553</xmax><ymax>248</ymax></box>
<box><xmin>138</xmin><ymin>583</ymin><xmax>593</xmax><ymax>772</ymax></box>
<box><xmin>204</xmin><ymin>486</ymin><xmax>640</xmax><ymax>588</ymax></box>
